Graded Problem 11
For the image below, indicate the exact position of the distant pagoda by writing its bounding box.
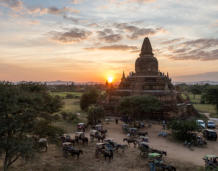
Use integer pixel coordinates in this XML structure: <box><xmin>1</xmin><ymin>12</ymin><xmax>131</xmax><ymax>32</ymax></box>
<box><xmin>104</xmin><ymin>37</ymin><xmax>197</xmax><ymax>119</ymax></box>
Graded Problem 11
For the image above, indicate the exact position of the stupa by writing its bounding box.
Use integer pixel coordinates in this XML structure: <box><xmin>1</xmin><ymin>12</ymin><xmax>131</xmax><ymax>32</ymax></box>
<box><xmin>105</xmin><ymin>37</ymin><xmax>197</xmax><ymax>119</ymax></box>
<box><xmin>115</xmin><ymin>37</ymin><xmax>176</xmax><ymax>104</ymax></box>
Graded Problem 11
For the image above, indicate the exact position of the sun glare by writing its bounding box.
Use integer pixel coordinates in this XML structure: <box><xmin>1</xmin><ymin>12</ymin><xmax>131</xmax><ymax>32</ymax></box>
<box><xmin>107</xmin><ymin>76</ymin><xmax>113</xmax><ymax>83</ymax></box>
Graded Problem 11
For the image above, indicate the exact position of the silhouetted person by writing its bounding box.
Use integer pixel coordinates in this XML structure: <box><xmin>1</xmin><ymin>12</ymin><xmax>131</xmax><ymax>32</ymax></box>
<box><xmin>162</xmin><ymin>120</ymin><xmax>166</xmax><ymax>130</ymax></box>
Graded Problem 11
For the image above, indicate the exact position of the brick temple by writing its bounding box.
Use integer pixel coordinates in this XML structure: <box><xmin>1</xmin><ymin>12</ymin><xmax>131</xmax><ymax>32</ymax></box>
<box><xmin>104</xmin><ymin>37</ymin><xmax>197</xmax><ymax>119</ymax></box>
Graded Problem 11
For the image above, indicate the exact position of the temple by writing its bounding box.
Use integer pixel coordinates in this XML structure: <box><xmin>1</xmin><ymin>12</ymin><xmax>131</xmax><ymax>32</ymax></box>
<box><xmin>104</xmin><ymin>37</ymin><xmax>197</xmax><ymax>119</ymax></box>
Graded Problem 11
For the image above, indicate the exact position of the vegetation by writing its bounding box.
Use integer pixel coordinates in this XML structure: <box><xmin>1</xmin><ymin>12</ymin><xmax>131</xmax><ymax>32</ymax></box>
<box><xmin>87</xmin><ymin>105</ymin><xmax>105</xmax><ymax>125</ymax></box>
<box><xmin>193</xmin><ymin>104</ymin><xmax>217</xmax><ymax>116</ymax></box>
<box><xmin>50</xmin><ymin>91</ymin><xmax>82</xmax><ymax>98</ymax></box>
<box><xmin>177</xmin><ymin>84</ymin><xmax>218</xmax><ymax>117</ymax></box>
<box><xmin>168</xmin><ymin>120</ymin><xmax>200</xmax><ymax>141</ymax></box>
<box><xmin>189</xmin><ymin>85</ymin><xmax>202</xmax><ymax>99</ymax></box>
<box><xmin>80</xmin><ymin>88</ymin><xmax>99</xmax><ymax>111</ymax></box>
<box><xmin>0</xmin><ymin>82</ymin><xmax>64</xmax><ymax>171</ymax></box>
<box><xmin>48</xmin><ymin>83</ymin><xmax>75</xmax><ymax>92</ymax></box>
<box><xmin>202</xmin><ymin>86</ymin><xmax>218</xmax><ymax>113</ymax></box>
<box><xmin>118</xmin><ymin>95</ymin><xmax>162</xmax><ymax>120</ymax></box>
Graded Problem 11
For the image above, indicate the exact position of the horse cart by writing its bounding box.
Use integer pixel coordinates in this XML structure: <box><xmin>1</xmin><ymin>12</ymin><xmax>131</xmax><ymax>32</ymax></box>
<box><xmin>77</xmin><ymin>123</ymin><xmax>86</xmax><ymax>132</ymax></box>
<box><xmin>148</xmin><ymin>152</ymin><xmax>176</xmax><ymax>171</ymax></box>
<box><xmin>75</xmin><ymin>132</ymin><xmax>85</xmax><ymax>139</ymax></box>
<box><xmin>95</xmin><ymin>142</ymin><xmax>113</xmax><ymax>157</ymax></box>
<box><xmin>203</xmin><ymin>155</ymin><xmax>218</xmax><ymax>171</ymax></box>
<box><xmin>95</xmin><ymin>124</ymin><xmax>103</xmax><ymax>131</ymax></box>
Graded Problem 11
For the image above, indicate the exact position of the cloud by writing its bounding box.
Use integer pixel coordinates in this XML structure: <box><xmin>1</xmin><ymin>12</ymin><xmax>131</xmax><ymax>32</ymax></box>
<box><xmin>71</xmin><ymin>0</ymin><xmax>84</xmax><ymax>4</ymax></box>
<box><xmin>88</xmin><ymin>23</ymin><xmax>100</xmax><ymax>28</ymax></box>
<box><xmin>108</xmin><ymin>0</ymin><xmax>155</xmax><ymax>5</ymax></box>
<box><xmin>0</xmin><ymin>0</ymin><xmax>23</xmax><ymax>11</ymax></box>
<box><xmin>127</xmin><ymin>0</ymin><xmax>155</xmax><ymax>3</ymax></box>
<box><xmin>115</xmin><ymin>23</ymin><xmax>166</xmax><ymax>39</ymax></box>
<box><xmin>29</xmin><ymin>7</ymin><xmax>79</xmax><ymax>15</ymax></box>
<box><xmin>171</xmin><ymin>49</ymin><xmax>218</xmax><ymax>61</ymax></box>
<box><xmin>50</xmin><ymin>28</ymin><xmax>92</xmax><ymax>43</ymax></box>
<box><xmin>1</xmin><ymin>0</ymin><xmax>79</xmax><ymax>16</ymax></box>
<box><xmin>97</xmin><ymin>29</ymin><xmax>122</xmax><ymax>43</ymax></box>
<box><xmin>182</xmin><ymin>38</ymin><xmax>218</xmax><ymax>49</ymax></box>
<box><xmin>174</xmin><ymin>72</ymin><xmax>218</xmax><ymax>82</ymax></box>
<box><xmin>47</xmin><ymin>7</ymin><xmax>75</xmax><ymax>15</ymax></box>
<box><xmin>99</xmin><ymin>34</ymin><xmax>122</xmax><ymax>43</ymax></box>
<box><xmin>85</xmin><ymin>44</ymin><xmax>138</xmax><ymax>51</ymax></box>
<box><xmin>63</xmin><ymin>15</ymin><xmax>80</xmax><ymax>24</ymax></box>
<box><xmin>164</xmin><ymin>38</ymin><xmax>218</xmax><ymax>61</ymax></box>
<box><xmin>161</xmin><ymin>38</ymin><xmax>184</xmax><ymax>45</ymax></box>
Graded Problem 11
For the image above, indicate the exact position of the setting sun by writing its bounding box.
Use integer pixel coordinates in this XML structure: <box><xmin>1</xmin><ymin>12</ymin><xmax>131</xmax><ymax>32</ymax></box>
<box><xmin>107</xmin><ymin>76</ymin><xmax>114</xmax><ymax>83</ymax></box>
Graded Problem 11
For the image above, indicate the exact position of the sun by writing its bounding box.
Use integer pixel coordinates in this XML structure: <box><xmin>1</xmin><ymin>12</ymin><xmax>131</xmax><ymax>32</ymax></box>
<box><xmin>107</xmin><ymin>76</ymin><xmax>113</xmax><ymax>83</ymax></box>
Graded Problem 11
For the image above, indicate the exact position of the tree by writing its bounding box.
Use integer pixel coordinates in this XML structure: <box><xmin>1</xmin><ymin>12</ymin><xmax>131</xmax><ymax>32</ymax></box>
<box><xmin>202</xmin><ymin>87</ymin><xmax>218</xmax><ymax>113</ymax></box>
<box><xmin>118</xmin><ymin>95</ymin><xmax>162</xmax><ymax>120</ymax></box>
<box><xmin>168</xmin><ymin>120</ymin><xmax>200</xmax><ymax>141</ymax></box>
<box><xmin>80</xmin><ymin>88</ymin><xmax>99</xmax><ymax>111</ymax></box>
<box><xmin>87</xmin><ymin>105</ymin><xmax>105</xmax><ymax>125</ymax></box>
<box><xmin>0</xmin><ymin>82</ymin><xmax>64</xmax><ymax>171</ymax></box>
<box><xmin>189</xmin><ymin>85</ymin><xmax>202</xmax><ymax>99</ymax></box>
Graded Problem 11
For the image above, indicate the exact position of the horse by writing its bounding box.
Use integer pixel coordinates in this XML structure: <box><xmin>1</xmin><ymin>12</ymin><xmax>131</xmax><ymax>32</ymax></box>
<box><xmin>164</xmin><ymin>165</ymin><xmax>176</xmax><ymax>171</ymax></box>
<box><xmin>70</xmin><ymin>149</ymin><xmax>83</xmax><ymax>159</ymax></box>
<box><xmin>90</xmin><ymin>130</ymin><xmax>99</xmax><ymax>141</ymax></box>
<box><xmin>116</xmin><ymin>144</ymin><xmax>128</xmax><ymax>152</ymax></box>
<box><xmin>102</xmin><ymin>150</ymin><xmax>113</xmax><ymax>161</ymax></box>
<box><xmin>81</xmin><ymin>137</ymin><xmax>89</xmax><ymax>145</ymax></box>
<box><xmin>63</xmin><ymin>146</ymin><xmax>83</xmax><ymax>159</ymax></box>
<box><xmin>97</xmin><ymin>134</ymin><xmax>105</xmax><ymax>142</ymax></box>
<box><xmin>137</xmin><ymin>131</ymin><xmax>148</xmax><ymax>136</ymax></box>
<box><xmin>123</xmin><ymin>138</ymin><xmax>137</xmax><ymax>147</ymax></box>
<box><xmin>38</xmin><ymin>138</ymin><xmax>48</xmax><ymax>152</ymax></box>
<box><xmin>99</xmin><ymin>129</ymin><xmax>107</xmax><ymax>135</ymax></box>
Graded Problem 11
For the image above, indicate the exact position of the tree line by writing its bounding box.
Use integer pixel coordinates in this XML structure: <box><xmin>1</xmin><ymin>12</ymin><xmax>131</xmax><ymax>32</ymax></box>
<box><xmin>177</xmin><ymin>84</ymin><xmax>218</xmax><ymax>113</ymax></box>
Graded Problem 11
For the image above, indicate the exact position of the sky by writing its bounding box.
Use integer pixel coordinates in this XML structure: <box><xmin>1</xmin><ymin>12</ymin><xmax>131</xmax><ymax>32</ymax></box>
<box><xmin>0</xmin><ymin>0</ymin><xmax>218</xmax><ymax>83</ymax></box>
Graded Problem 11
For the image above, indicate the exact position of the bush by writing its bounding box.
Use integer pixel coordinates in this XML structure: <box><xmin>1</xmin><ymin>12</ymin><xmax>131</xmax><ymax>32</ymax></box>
<box><xmin>61</xmin><ymin>111</ymin><xmax>69</xmax><ymax>120</ymax></box>
<box><xmin>87</xmin><ymin>105</ymin><xmax>105</xmax><ymax>125</ymax></box>
<box><xmin>66</xmin><ymin>94</ymin><xmax>75</xmax><ymax>99</ymax></box>
<box><xmin>53</xmin><ymin>114</ymin><xmax>60</xmax><ymax>120</ymax></box>
<box><xmin>80</xmin><ymin>88</ymin><xmax>99</xmax><ymax>111</ymax></box>
<box><xmin>118</xmin><ymin>95</ymin><xmax>162</xmax><ymax>120</ymax></box>
<box><xmin>168</xmin><ymin>120</ymin><xmax>200</xmax><ymax>141</ymax></box>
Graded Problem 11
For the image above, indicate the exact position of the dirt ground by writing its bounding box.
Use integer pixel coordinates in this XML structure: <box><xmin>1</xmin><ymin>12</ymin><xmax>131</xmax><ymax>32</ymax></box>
<box><xmin>104</xmin><ymin>121</ymin><xmax>218</xmax><ymax>166</ymax></box>
<box><xmin>2</xmin><ymin>121</ymin><xmax>217</xmax><ymax>171</ymax></box>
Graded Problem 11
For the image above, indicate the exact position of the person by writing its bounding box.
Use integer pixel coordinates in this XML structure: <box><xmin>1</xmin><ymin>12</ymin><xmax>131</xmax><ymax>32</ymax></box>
<box><xmin>115</xmin><ymin>118</ymin><xmax>118</xmax><ymax>124</ymax></box>
<box><xmin>148</xmin><ymin>160</ymin><xmax>156</xmax><ymax>171</ymax></box>
<box><xmin>162</xmin><ymin>120</ymin><xmax>166</xmax><ymax>130</ymax></box>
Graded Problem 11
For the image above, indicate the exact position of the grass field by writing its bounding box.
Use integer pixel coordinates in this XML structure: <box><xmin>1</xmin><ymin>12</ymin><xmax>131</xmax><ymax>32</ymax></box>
<box><xmin>51</xmin><ymin>91</ymin><xmax>87</xmax><ymax>132</ymax></box>
<box><xmin>186</xmin><ymin>93</ymin><xmax>218</xmax><ymax>118</ymax></box>
<box><xmin>194</xmin><ymin>104</ymin><xmax>217</xmax><ymax>115</ymax></box>
<box><xmin>188</xmin><ymin>94</ymin><xmax>201</xmax><ymax>104</ymax></box>
<box><xmin>61</xmin><ymin>99</ymin><xmax>80</xmax><ymax>113</ymax></box>
<box><xmin>50</xmin><ymin>91</ymin><xmax>82</xmax><ymax>98</ymax></box>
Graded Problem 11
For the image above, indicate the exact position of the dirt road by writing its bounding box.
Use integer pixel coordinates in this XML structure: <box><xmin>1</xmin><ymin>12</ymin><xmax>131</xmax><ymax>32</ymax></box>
<box><xmin>104</xmin><ymin>121</ymin><xmax>218</xmax><ymax>166</ymax></box>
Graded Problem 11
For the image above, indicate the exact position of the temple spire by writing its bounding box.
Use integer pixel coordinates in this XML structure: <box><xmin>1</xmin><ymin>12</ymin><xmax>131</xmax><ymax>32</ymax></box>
<box><xmin>140</xmin><ymin>37</ymin><xmax>153</xmax><ymax>57</ymax></box>
<box><xmin>122</xmin><ymin>71</ymin><xmax>125</xmax><ymax>79</ymax></box>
